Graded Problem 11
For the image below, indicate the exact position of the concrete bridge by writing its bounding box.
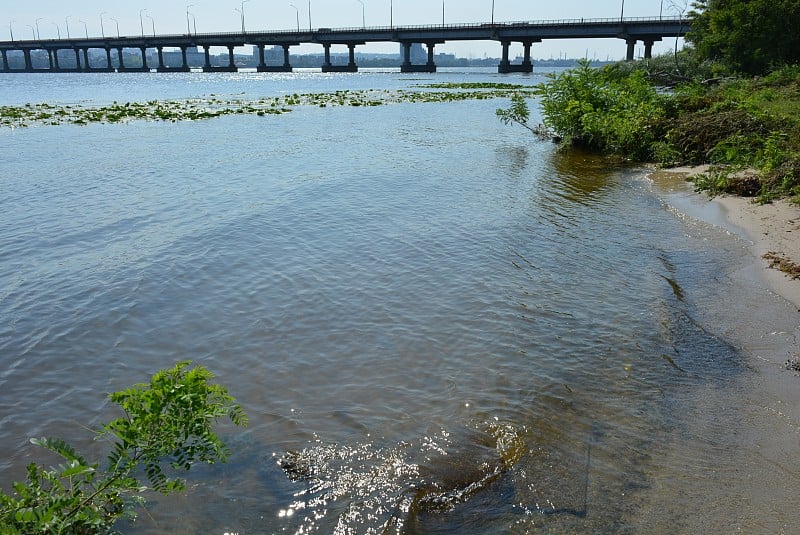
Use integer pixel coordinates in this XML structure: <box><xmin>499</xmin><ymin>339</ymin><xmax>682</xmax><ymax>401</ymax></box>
<box><xmin>0</xmin><ymin>17</ymin><xmax>688</xmax><ymax>74</ymax></box>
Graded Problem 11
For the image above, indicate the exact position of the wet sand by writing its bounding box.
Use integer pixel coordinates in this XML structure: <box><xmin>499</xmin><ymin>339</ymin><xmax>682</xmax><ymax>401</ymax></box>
<box><xmin>644</xmin><ymin>166</ymin><xmax>800</xmax><ymax>532</ymax></box>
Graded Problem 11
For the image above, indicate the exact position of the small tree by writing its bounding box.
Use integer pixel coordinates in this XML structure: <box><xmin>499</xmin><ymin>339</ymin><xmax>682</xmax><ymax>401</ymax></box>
<box><xmin>496</xmin><ymin>93</ymin><xmax>538</xmax><ymax>134</ymax></box>
<box><xmin>0</xmin><ymin>361</ymin><xmax>247</xmax><ymax>534</ymax></box>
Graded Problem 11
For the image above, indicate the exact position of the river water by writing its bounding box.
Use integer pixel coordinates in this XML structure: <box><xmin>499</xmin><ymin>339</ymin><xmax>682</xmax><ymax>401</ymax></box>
<box><xmin>1</xmin><ymin>68</ymin><xmax>798</xmax><ymax>534</ymax></box>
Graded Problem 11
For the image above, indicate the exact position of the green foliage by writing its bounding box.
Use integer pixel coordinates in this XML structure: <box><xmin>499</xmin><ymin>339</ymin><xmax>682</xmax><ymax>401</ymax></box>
<box><xmin>533</xmin><ymin>60</ymin><xmax>672</xmax><ymax>159</ymax></box>
<box><xmin>688</xmin><ymin>0</ymin><xmax>800</xmax><ymax>75</ymax></box>
<box><xmin>495</xmin><ymin>93</ymin><xmax>535</xmax><ymax>133</ymax></box>
<box><xmin>0</xmin><ymin>362</ymin><xmax>246</xmax><ymax>534</ymax></box>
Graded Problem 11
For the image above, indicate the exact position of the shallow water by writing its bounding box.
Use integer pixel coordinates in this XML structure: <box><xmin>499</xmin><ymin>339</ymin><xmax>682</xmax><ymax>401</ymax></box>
<box><xmin>1</xmin><ymin>69</ymin><xmax>798</xmax><ymax>534</ymax></box>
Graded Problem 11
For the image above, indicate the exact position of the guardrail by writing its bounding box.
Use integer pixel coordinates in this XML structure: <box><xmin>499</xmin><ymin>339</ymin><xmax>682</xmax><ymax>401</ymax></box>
<box><xmin>0</xmin><ymin>17</ymin><xmax>687</xmax><ymax>46</ymax></box>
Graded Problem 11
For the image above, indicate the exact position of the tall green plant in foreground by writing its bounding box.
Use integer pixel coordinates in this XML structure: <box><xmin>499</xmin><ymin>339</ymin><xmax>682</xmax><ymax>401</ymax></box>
<box><xmin>0</xmin><ymin>362</ymin><xmax>247</xmax><ymax>534</ymax></box>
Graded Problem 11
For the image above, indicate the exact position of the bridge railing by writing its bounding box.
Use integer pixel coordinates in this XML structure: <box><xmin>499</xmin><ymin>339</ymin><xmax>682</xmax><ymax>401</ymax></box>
<box><xmin>1</xmin><ymin>16</ymin><xmax>687</xmax><ymax>46</ymax></box>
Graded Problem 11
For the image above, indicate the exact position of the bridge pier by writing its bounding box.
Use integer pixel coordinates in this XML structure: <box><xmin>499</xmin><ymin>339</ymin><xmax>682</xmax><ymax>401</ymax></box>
<box><xmin>257</xmin><ymin>44</ymin><xmax>294</xmax><ymax>72</ymax></box>
<box><xmin>626</xmin><ymin>39</ymin><xmax>636</xmax><ymax>61</ymax></box>
<box><xmin>23</xmin><ymin>49</ymin><xmax>33</xmax><ymax>72</ymax></box>
<box><xmin>203</xmin><ymin>45</ymin><xmax>238</xmax><ymax>72</ymax></box>
<box><xmin>498</xmin><ymin>40</ymin><xmax>537</xmax><ymax>73</ymax></box>
<box><xmin>321</xmin><ymin>43</ymin><xmax>359</xmax><ymax>73</ymax></box>
<box><xmin>1</xmin><ymin>50</ymin><xmax>8</xmax><ymax>72</ymax></box>
<box><xmin>400</xmin><ymin>41</ymin><xmax>438</xmax><ymax>73</ymax></box>
<box><xmin>141</xmin><ymin>47</ymin><xmax>149</xmax><ymax>71</ymax></box>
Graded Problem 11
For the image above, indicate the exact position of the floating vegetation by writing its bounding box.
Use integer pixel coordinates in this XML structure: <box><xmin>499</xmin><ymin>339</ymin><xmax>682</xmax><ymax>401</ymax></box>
<box><xmin>0</xmin><ymin>86</ymin><xmax>532</xmax><ymax>129</ymax></box>
<box><xmin>416</xmin><ymin>82</ymin><xmax>536</xmax><ymax>90</ymax></box>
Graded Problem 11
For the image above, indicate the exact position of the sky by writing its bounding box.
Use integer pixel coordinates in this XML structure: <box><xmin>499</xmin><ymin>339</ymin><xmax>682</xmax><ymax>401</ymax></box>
<box><xmin>5</xmin><ymin>0</ymin><xmax>688</xmax><ymax>60</ymax></box>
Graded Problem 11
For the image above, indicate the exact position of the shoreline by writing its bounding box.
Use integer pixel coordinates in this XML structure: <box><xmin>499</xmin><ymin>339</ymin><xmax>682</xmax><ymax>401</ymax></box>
<box><xmin>645</xmin><ymin>166</ymin><xmax>800</xmax><ymax>531</ymax></box>
<box><xmin>650</xmin><ymin>165</ymin><xmax>800</xmax><ymax>311</ymax></box>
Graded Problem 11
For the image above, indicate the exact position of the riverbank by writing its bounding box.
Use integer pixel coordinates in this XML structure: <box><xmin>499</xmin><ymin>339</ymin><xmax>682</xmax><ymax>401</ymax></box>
<box><xmin>653</xmin><ymin>165</ymin><xmax>800</xmax><ymax>310</ymax></box>
<box><xmin>643</xmin><ymin>166</ymin><xmax>800</xmax><ymax>532</ymax></box>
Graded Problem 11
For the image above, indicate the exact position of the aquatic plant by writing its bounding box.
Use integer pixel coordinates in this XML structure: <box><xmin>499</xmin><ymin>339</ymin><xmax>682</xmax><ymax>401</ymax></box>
<box><xmin>0</xmin><ymin>362</ymin><xmax>246</xmax><ymax>534</ymax></box>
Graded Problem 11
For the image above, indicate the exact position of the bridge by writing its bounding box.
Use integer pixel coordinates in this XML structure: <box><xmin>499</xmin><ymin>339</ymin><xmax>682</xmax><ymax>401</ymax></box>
<box><xmin>0</xmin><ymin>17</ymin><xmax>688</xmax><ymax>75</ymax></box>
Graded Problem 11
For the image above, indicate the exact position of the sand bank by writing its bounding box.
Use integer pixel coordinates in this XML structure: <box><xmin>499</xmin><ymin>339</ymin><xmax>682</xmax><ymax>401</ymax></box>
<box><xmin>640</xmin><ymin>166</ymin><xmax>800</xmax><ymax>533</ymax></box>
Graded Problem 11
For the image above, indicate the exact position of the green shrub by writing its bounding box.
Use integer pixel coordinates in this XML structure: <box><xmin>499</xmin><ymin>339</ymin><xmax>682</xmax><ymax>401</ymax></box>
<box><xmin>0</xmin><ymin>362</ymin><xmax>247</xmax><ymax>534</ymax></box>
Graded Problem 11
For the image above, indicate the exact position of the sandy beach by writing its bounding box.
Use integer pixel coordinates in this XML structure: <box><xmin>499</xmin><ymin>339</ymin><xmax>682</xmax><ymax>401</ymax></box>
<box><xmin>641</xmin><ymin>166</ymin><xmax>800</xmax><ymax>532</ymax></box>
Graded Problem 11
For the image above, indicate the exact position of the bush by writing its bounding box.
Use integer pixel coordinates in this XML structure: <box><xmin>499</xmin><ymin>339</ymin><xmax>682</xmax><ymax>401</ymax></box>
<box><xmin>533</xmin><ymin>60</ymin><xmax>673</xmax><ymax>160</ymax></box>
<box><xmin>0</xmin><ymin>362</ymin><xmax>247</xmax><ymax>534</ymax></box>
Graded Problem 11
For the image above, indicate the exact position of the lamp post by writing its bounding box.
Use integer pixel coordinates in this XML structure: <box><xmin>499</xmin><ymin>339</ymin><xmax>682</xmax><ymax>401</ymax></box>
<box><xmin>357</xmin><ymin>0</ymin><xmax>365</xmax><ymax>28</ymax></box>
<box><xmin>308</xmin><ymin>0</ymin><xmax>312</xmax><ymax>31</ymax></box>
<box><xmin>9</xmin><ymin>20</ymin><xmax>14</xmax><ymax>42</ymax></box>
<box><xmin>186</xmin><ymin>5</ymin><xmax>194</xmax><ymax>35</ymax></box>
<box><xmin>146</xmin><ymin>14</ymin><xmax>156</xmax><ymax>36</ymax></box>
<box><xmin>52</xmin><ymin>22</ymin><xmax>61</xmax><ymax>39</ymax></box>
<box><xmin>390</xmin><ymin>0</ymin><xmax>392</xmax><ymax>27</ymax></box>
<box><xmin>35</xmin><ymin>18</ymin><xmax>43</xmax><ymax>39</ymax></box>
<box><xmin>110</xmin><ymin>17</ymin><xmax>120</xmax><ymax>38</ymax></box>
<box><xmin>65</xmin><ymin>16</ymin><xmax>71</xmax><ymax>39</ymax></box>
<box><xmin>660</xmin><ymin>0</ymin><xmax>664</xmax><ymax>19</ymax></box>
<box><xmin>241</xmin><ymin>0</ymin><xmax>250</xmax><ymax>33</ymax></box>
<box><xmin>79</xmin><ymin>20</ymin><xmax>88</xmax><ymax>38</ymax></box>
<box><xmin>290</xmin><ymin>4</ymin><xmax>300</xmax><ymax>31</ymax></box>
<box><xmin>442</xmin><ymin>0</ymin><xmax>445</xmax><ymax>25</ymax></box>
<box><xmin>27</xmin><ymin>25</ymin><xmax>35</xmax><ymax>40</ymax></box>
<box><xmin>491</xmin><ymin>0</ymin><xmax>495</xmax><ymax>24</ymax></box>
<box><xmin>139</xmin><ymin>9</ymin><xmax>147</xmax><ymax>37</ymax></box>
<box><xmin>620</xmin><ymin>0</ymin><xmax>625</xmax><ymax>22</ymax></box>
<box><xmin>100</xmin><ymin>12</ymin><xmax>107</xmax><ymax>38</ymax></box>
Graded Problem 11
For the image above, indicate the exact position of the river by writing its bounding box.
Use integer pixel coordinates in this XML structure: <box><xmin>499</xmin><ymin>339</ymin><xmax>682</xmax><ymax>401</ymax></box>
<box><xmin>1</xmin><ymin>68</ymin><xmax>798</xmax><ymax>534</ymax></box>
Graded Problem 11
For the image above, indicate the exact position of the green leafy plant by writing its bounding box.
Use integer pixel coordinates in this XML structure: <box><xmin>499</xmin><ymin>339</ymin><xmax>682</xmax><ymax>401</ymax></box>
<box><xmin>0</xmin><ymin>361</ymin><xmax>247</xmax><ymax>534</ymax></box>
<box><xmin>496</xmin><ymin>92</ymin><xmax>538</xmax><ymax>135</ymax></box>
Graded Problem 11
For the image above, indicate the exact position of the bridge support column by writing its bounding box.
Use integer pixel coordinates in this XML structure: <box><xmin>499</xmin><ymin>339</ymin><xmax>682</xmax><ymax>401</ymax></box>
<box><xmin>73</xmin><ymin>48</ymin><xmax>81</xmax><ymax>70</ymax></box>
<box><xmin>348</xmin><ymin>43</ymin><xmax>357</xmax><ymax>71</ymax></box>
<box><xmin>257</xmin><ymin>44</ymin><xmax>266</xmax><ymax>69</ymax></box>
<box><xmin>227</xmin><ymin>46</ymin><xmax>236</xmax><ymax>70</ymax></box>
<box><xmin>522</xmin><ymin>41</ymin><xmax>533</xmax><ymax>71</ymax></box>
<box><xmin>181</xmin><ymin>46</ymin><xmax>189</xmax><ymax>70</ymax></box>
<box><xmin>499</xmin><ymin>41</ymin><xmax>511</xmax><ymax>72</ymax></box>
<box><xmin>642</xmin><ymin>39</ymin><xmax>660</xmax><ymax>59</ymax></box>
<box><xmin>425</xmin><ymin>42</ymin><xmax>437</xmax><ymax>72</ymax></box>
<box><xmin>1</xmin><ymin>50</ymin><xmax>8</xmax><ymax>72</ymax></box>
<box><xmin>104</xmin><ymin>48</ymin><xmax>112</xmax><ymax>70</ymax></box>
<box><xmin>46</xmin><ymin>50</ymin><xmax>54</xmax><ymax>70</ymax></box>
<box><xmin>322</xmin><ymin>43</ymin><xmax>332</xmax><ymax>70</ymax></box>
<box><xmin>401</xmin><ymin>42</ymin><xmax>411</xmax><ymax>71</ymax></box>
<box><xmin>83</xmin><ymin>48</ymin><xmax>91</xmax><ymax>71</ymax></box>
<box><xmin>117</xmin><ymin>47</ymin><xmax>126</xmax><ymax>70</ymax></box>
<box><xmin>23</xmin><ymin>49</ymin><xmax>33</xmax><ymax>72</ymax></box>
<box><xmin>52</xmin><ymin>49</ymin><xmax>60</xmax><ymax>70</ymax></box>
<box><xmin>283</xmin><ymin>44</ymin><xmax>292</xmax><ymax>70</ymax></box>
<box><xmin>157</xmin><ymin>47</ymin><xmax>165</xmax><ymax>70</ymax></box>
<box><xmin>626</xmin><ymin>39</ymin><xmax>637</xmax><ymax>61</ymax></box>
<box><xmin>140</xmin><ymin>47</ymin><xmax>149</xmax><ymax>70</ymax></box>
<box><xmin>204</xmin><ymin>46</ymin><xmax>212</xmax><ymax>69</ymax></box>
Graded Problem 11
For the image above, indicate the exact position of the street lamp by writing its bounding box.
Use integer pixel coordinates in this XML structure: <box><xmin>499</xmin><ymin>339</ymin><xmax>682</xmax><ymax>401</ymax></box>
<box><xmin>241</xmin><ymin>0</ymin><xmax>250</xmax><ymax>33</ymax></box>
<box><xmin>65</xmin><ymin>16</ymin><xmax>71</xmax><ymax>39</ymax></box>
<box><xmin>27</xmin><ymin>25</ymin><xmax>35</xmax><ymax>40</ymax></box>
<box><xmin>620</xmin><ymin>0</ymin><xmax>625</xmax><ymax>22</ymax></box>
<box><xmin>290</xmin><ymin>4</ymin><xmax>300</xmax><ymax>31</ymax></box>
<box><xmin>356</xmin><ymin>0</ymin><xmax>365</xmax><ymax>28</ymax></box>
<box><xmin>390</xmin><ymin>0</ymin><xmax>393</xmax><ymax>27</ymax></box>
<box><xmin>308</xmin><ymin>0</ymin><xmax>312</xmax><ymax>31</ymax></box>
<box><xmin>186</xmin><ymin>5</ymin><xmax>194</xmax><ymax>35</ymax></box>
<box><xmin>491</xmin><ymin>0</ymin><xmax>495</xmax><ymax>24</ymax></box>
<box><xmin>146</xmin><ymin>14</ymin><xmax>156</xmax><ymax>37</ymax></box>
<box><xmin>442</xmin><ymin>1</ymin><xmax>445</xmax><ymax>25</ymax></box>
<box><xmin>110</xmin><ymin>17</ymin><xmax>120</xmax><ymax>38</ymax></box>
<box><xmin>79</xmin><ymin>20</ymin><xmax>88</xmax><ymax>38</ymax></box>
<box><xmin>9</xmin><ymin>20</ymin><xmax>14</xmax><ymax>42</ymax></box>
<box><xmin>100</xmin><ymin>12</ymin><xmax>107</xmax><ymax>38</ymax></box>
<box><xmin>52</xmin><ymin>22</ymin><xmax>61</xmax><ymax>39</ymax></box>
<box><xmin>139</xmin><ymin>9</ymin><xmax>147</xmax><ymax>37</ymax></box>
<box><xmin>35</xmin><ymin>18</ymin><xmax>43</xmax><ymax>39</ymax></box>
<box><xmin>660</xmin><ymin>0</ymin><xmax>664</xmax><ymax>19</ymax></box>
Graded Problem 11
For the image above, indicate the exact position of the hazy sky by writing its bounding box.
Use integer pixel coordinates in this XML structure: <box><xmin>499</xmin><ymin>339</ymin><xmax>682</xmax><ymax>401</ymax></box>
<box><xmin>5</xmin><ymin>0</ymin><xmax>688</xmax><ymax>60</ymax></box>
